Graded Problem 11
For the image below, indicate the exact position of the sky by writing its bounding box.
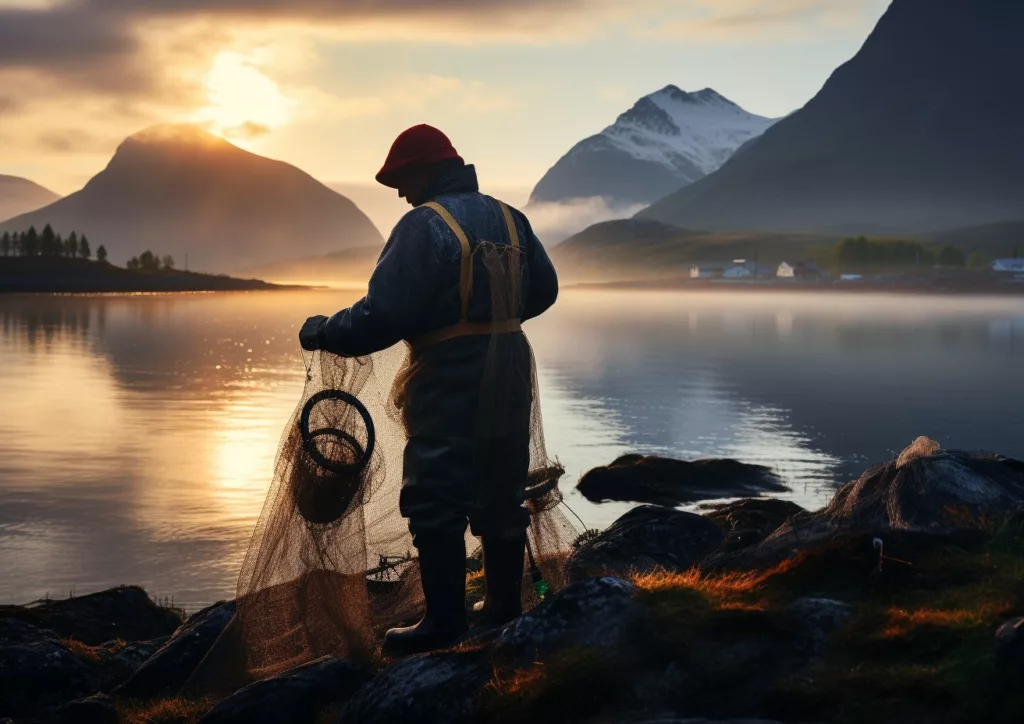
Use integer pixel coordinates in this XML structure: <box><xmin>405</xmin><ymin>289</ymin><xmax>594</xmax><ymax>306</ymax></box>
<box><xmin>0</xmin><ymin>0</ymin><xmax>891</xmax><ymax>197</ymax></box>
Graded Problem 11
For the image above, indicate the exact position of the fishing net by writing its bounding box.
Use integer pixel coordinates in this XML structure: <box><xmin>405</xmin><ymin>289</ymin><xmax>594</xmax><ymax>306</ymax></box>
<box><xmin>191</xmin><ymin>202</ymin><xmax>577</xmax><ymax>692</ymax></box>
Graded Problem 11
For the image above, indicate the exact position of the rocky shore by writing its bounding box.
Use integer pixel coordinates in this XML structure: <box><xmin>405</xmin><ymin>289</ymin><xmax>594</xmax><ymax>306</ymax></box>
<box><xmin>3</xmin><ymin>437</ymin><xmax>1024</xmax><ymax>724</ymax></box>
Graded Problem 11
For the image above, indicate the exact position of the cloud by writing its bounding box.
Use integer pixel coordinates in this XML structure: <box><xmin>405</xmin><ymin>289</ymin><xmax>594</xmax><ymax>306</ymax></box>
<box><xmin>525</xmin><ymin>197</ymin><xmax>649</xmax><ymax>245</ymax></box>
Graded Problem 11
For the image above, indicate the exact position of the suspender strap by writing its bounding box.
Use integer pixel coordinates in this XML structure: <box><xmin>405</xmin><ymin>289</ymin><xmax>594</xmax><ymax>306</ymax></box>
<box><xmin>411</xmin><ymin>198</ymin><xmax>524</xmax><ymax>351</ymax></box>
<box><xmin>420</xmin><ymin>201</ymin><xmax>472</xmax><ymax>322</ymax></box>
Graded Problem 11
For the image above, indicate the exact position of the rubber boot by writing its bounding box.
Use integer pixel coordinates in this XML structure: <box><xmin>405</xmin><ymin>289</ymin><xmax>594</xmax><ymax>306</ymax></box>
<box><xmin>471</xmin><ymin>533</ymin><xmax>526</xmax><ymax>626</ymax></box>
<box><xmin>384</xmin><ymin>535</ymin><xmax>468</xmax><ymax>655</ymax></box>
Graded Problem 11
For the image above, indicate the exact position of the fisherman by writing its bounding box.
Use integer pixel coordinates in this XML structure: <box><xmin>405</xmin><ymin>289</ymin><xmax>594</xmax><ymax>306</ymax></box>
<box><xmin>298</xmin><ymin>124</ymin><xmax>559</xmax><ymax>654</ymax></box>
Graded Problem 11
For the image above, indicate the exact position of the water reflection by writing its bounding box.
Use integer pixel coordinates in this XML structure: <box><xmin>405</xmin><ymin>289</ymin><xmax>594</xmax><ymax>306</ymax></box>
<box><xmin>1</xmin><ymin>290</ymin><xmax>1023</xmax><ymax>608</ymax></box>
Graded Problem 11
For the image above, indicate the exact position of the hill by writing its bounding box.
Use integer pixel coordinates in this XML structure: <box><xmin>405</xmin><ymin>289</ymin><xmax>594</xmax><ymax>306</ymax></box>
<box><xmin>530</xmin><ymin>86</ymin><xmax>777</xmax><ymax>207</ymax></box>
<box><xmin>639</xmin><ymin>0</ymin><xmax>1024</xmax><ymax>234</ymax></box>
<box><xmin>550</xmin><ymin>219</ymin><xmax>834</xmax><ymax>283</ymax></box>
<box><xmin>0</xmin><ymin>175</ymin><xmax>60</xmax><ymax>222</ymax></box>
<box><xmin>0</xmin><ymin>125</ymin><xmax>383</xmax><ymax>272</ymax></box>
<box><xmin>0</xmin><ymin>256</ymin><xmax>291</xmax><ymax>293</ymax></box>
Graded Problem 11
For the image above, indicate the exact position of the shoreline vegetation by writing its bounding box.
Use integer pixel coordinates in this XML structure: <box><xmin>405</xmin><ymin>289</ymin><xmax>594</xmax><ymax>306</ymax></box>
<box><xmin>0</xmin><ymin>256</ymin><xmax>298</xmax><ymax>294</ymax></box>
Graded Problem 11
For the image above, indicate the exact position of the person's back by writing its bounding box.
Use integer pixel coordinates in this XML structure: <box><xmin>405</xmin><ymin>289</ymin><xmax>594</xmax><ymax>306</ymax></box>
<box><xmin>299</xmin><ymin>125</ymin><xmax>558</xmax><ymax>654</ymax></box>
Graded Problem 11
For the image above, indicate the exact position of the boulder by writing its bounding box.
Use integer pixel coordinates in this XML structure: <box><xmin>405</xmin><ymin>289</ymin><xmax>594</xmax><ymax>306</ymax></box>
<box><xmin>567</xmin><ymin>506</ymin><xmax>725</xmax><ymax>582</ymax></box>
<box><xmin>199</xmin><ymin>658</ymin><xmax>370</xmax><ymax>724</ymax></box>
<box><xmin>994</xmin><ymin>616</ymin><xmax>1024</xmax><ymax>672</ymax></box>
<box><xmin>0</xmin><ymin>641</ymin><xmax>115</xmax><ymax>719</ymax></box>
<box><xmin>116</xmin><ymin>601</ymin><xmax>236</xmax><ymax>699</ymax></box>
<box><xmin>0</xmin><ymin>617</ymin><xmax>57</xmax><ymax>645</ymax></box>
<box><xmin>788</xmin><ymin>598</ymin><xmax>853</xmax><ymax>658</ymax></box>
<box><xmin>701</xmin><ymin>499</ymin><xmax>808</xmax><ymax>552</ymax></box>
<box><xmin>576</xmin><ymin>455</ymin><xmax>789</xmax><ymax>506</ymax></box>
<box><xmin>710</xmin><ymin>438</ymin><xmax>1024</xmax><ymax>570</ymax></box>
<box><xmin>342</xmin><ymin>577</ymin><xmax>640</xmax><ymax>724</ymax></box>
<box><xmin>0</xmin><ymin>586</ymin><xmax>181</xmax><ymax>646</ymax></box>
<box><xmin>109</xmin><ymin>636</ymin><xmax>169</xmax><ymax>675</ymax></box>
<box><xmin>51</xmin><ymin>693</ymin><xmax>119</xmax><ymax>724</ymax></box>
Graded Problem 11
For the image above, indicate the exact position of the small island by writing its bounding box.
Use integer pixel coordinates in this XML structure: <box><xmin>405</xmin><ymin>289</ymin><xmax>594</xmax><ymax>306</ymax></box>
<box><xmin>0</xmin><ymin>226</ymin><xmax>295</xmax><ymax>293</ymax></box>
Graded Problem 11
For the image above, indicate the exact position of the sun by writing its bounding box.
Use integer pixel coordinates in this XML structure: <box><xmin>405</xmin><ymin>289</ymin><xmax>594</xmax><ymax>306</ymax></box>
<box><xmin>197</xmin><ymin>51</ymin><xmax>294</xmax><ymax>141</ymax></box>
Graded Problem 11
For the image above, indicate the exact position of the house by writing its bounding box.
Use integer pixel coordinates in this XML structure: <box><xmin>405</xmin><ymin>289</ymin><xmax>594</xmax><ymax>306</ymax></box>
<box><xmin>723</xmin><ymin>264</ymin><xmax>754</xmax><ymax>279</ymax></box>
<box><xmin>839</xmin><ymin>274</ymin><xmax>863</xmax><ymax>281</ymax></box>
<box><xmin>992</xmin><ymin>259</ymin><xmax>1024</xmax><ymax>273</ymax></box>
<box><xmin>777</xmin><ymin>261</ymin><xmax>825</xmax><ymax>279</ymax></box>
<box><xmin>690</xmin><ymin>264</ymin><xmax>725</xmax><ymax>279</ymax></box>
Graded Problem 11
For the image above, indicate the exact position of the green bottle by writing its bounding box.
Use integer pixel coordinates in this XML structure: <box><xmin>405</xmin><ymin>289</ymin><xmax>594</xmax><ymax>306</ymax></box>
<box><xmin>531</xmin><ymin>567</ymin><xmax>549</xmax><ymax>600</ymax></box>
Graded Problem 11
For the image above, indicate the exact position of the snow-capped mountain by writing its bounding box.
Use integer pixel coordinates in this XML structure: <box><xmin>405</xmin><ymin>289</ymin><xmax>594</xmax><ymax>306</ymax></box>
<box><xmin>529</xmin><ymin>86</ymin><xmax>778</xmax><ymax>207</ymax></box>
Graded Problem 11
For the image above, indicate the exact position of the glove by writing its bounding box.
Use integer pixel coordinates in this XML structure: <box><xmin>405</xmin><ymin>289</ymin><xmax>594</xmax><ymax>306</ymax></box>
<box><xmin>299</xmin><ymin>315</ymin><xmax>328</xmax><ymax>351</ymax></box>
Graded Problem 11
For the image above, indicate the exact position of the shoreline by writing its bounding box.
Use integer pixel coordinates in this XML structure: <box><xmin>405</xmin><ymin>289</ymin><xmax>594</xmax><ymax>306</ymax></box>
<box><xmin>567</xmin><ymin>277</ymin><xmax>1024</xmax><ymax>296</ymax></box>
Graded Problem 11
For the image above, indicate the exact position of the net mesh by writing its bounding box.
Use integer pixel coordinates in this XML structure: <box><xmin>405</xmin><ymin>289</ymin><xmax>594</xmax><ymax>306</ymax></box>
<box><xmin>192</xmin><ymin>224</ymin><xmax>577</xmax><ymax>691</ymax></box>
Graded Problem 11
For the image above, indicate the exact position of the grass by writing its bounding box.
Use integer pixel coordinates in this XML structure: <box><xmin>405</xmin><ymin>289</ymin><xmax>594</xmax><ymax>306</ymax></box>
<box><xmin>475</xmin><ymin>519</ymin><xmax>1024</xmax><ymax>724</ymax></box>
<box><xmin>117</xmin><ymin>697</ymin><xmax>213</xmax><ymax>724</ymax></box>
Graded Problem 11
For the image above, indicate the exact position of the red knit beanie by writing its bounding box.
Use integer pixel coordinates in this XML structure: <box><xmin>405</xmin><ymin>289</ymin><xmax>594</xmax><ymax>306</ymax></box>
<box><xmin>375</xmin><ymin>124</ymin><xmax>463</xmax><ymax>188</ymax></box>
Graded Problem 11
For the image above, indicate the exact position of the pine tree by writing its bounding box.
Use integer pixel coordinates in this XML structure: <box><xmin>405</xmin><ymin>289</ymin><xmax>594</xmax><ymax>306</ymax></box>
<box><xmin>40</xmin><ymin>224</ymin><xmax>56</xmax><ymax>257</ymax></box>
<box><xmin>161</xmin><ymin>255</ymin><xmax>175</xmax><ymax>271</ymax></box>
<box><xmin>78</xmin><ymin>234</ymin><xmax>91</xmax><ymax>260</ymax></box>
<box><xmin>0</xmin><ymin>232</ymin><xmax>9</xmax><ymax>257</ymax></box>
<box><xmin>24</xmin><ymin>226</ymin><xmax>39</xmax><ymax>256</ymax></box>
<box><xmin>67</xmin><ymin>231</ymin><xmax>79</xmax><ymax>259</ymax></box>
<box><xmin>96</xmin><ymin>243</ymin><xmax>107</xmax><ymax>263</ymax></box>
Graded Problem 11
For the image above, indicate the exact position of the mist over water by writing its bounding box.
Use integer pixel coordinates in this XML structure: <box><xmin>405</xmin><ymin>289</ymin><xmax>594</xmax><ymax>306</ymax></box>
<box><xmin>1</xmin><ymin>290</ymin><xmax>1022</xmax><ymax>609</ymax></box>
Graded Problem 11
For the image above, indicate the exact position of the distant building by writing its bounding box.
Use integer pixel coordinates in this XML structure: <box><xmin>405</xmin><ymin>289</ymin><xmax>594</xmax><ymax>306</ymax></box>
<box><xmin>839</xmin><ymin>273</ymin><xmax>864</xmax><ymax>281</ymax></box>
<box><xmin>690</xmin><ymin>264</ymin><xmax>725</xmax><ymax>279</ymax></box>
<box><xmin>723</xmin><ymin>264</ymin><xmax>754</xmax><ymax>279</ymax></box>
<box><xmin>992</xmin><ymin>259</ymin><xmax>1024</xmax><ymax>273</ymax></box>
<box><xmin>777</xmin><ymin>261</ymin><xmax>825</xmax><ymax>279</ymax></box>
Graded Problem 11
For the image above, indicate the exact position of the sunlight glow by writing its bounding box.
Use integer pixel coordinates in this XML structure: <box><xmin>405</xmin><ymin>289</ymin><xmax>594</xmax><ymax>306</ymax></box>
<box><xmin>198</xmin><ymin>51</ymin><xmax>293</xmax><ymax>141</ymax></box>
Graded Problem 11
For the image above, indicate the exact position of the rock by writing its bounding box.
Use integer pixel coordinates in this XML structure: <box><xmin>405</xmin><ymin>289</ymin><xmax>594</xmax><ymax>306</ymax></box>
<box><xmin>116</xmin><ymin>601</ymin><xmax>236</xmax><ymax>699</ymax></box>
<box><xmin>340</xmin><ymin>649</ymin><xmax>490</xmax><ymax>724</ymax></box>
<box><xmin>51</xmin><ymin>693</ymin><xmax>119</xmax><ymax>724</ymax></box>
<box><xmin>491</xmin><ymin>576</ymin><xmax>639</xmax><ymax>658</ymax></box>
<box><xmin>343</xmin><ymin>577</ymin><xmax>640</xmax><ymax>724</ymax></box>
<box><xmin>626</xmin><ymin>720</ymin><xmax>789</xmax><ymax>723</ymax></box>
<box><xmin>0</xmin><ymin>586</ymin><xmax>182</xmax><ymax>646</ymax></box>
<box><xmin>701</xmin><ymin>499</ymin><xmax>808</xmax><ymax>552</ymax></box>
<box><xmin>0</xmin><ymin>617</ymin><xmax>57</xmax><ymax>645</ymax></box>
<box><xmin>789</xmin><ymin>598</ymin><xmax>853</xmax><ymax>657</ymax></box>
<box><xmin>994</xmin><ymin>616</ymin><xmax>1024</xmax><ymax>671</ymax></box>
<box><xmin>0</xmin><ymin>641</ymin><xmax>115</xmax><ymax>719</ymax></box>
<box><xmin>200</xmin><ymin>658</ymin><xmax>369</xmax><ymax>724</ymax></box>
<box><xmin>108</xmin><ymin>635</ymin><xmax>169</xmax><ymax>674</ymax></box>
<box><xmin>567</xmin><ymin>506</ymin><xmax>725</xmax><ymax>582</ymax></box>
<box><xmin>576</xmin><ymin>454</ymin><xmax>789</xmax><ymax>506</ymax></box>
<box><xmin>710</xmin><ymin>438</ymin><xmax>1024</xmax><ymax>570</ymax></box>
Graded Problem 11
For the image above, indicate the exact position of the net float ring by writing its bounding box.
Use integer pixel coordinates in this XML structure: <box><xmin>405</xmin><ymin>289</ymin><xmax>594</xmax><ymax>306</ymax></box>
<box><xmin>299</xmin><ymin>389</ymin><xmax>376</xmax><ymax>474</ymax></box>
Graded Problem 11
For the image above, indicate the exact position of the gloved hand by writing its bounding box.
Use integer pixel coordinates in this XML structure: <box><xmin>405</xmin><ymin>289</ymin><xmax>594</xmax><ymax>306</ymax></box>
<box><xmin>299</xmin><ymin>315</ymin><xmax>328</xmax><ymax>351</ymax></box>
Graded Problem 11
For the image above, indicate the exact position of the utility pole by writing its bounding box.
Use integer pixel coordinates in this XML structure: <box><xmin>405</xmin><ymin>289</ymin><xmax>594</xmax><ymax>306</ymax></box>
<box><xmin>185</xmin><ymin>252</ymin><xmax>188</xmax><ymax>272</ymax></box>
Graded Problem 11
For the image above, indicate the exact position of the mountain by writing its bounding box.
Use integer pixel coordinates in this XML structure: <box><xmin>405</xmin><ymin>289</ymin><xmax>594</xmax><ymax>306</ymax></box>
<box><xmin>639</xmin><ymin>0</ymin><xmax>1024</xmax><ymax>234</ymax></box>
<box><xmin>529</xmin><ymin>87</ymin><xmax>778</xmax><ymax>207</ymax></box>
<box><xmin>0</xmin><ymin>175</ymin><xmax>60</xmax><ymax>222</ymax></box>
<box><xmin>0</xmin><ymin>125</ymin><xmax>383</xmax><ymax>271</ymax></box>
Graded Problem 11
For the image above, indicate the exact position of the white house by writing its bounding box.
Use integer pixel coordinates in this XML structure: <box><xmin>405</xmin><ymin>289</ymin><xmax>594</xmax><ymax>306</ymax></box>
<box><xmin>992</xmin><ymin>259</ymin><xmax>1024</xmax><ymax>273</ymax></box>
<box><xmin>777</xmin><ymin>261</ymin><xmax>825</xmax><ymax>279</ymax></box>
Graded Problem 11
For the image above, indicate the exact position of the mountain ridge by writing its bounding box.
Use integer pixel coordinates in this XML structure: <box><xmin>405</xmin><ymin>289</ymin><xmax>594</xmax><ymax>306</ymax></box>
<box><xmin>0</xmin><ymin>175</ymin><xmax>61</xmax><ymax>223</ymax></box>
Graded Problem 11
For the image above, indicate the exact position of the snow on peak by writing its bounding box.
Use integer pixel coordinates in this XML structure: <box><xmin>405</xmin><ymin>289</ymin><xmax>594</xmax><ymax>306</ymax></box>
<box><xmin>602</xmin><ymin>86</ymin><xmax>777</xmax><ymax>177</ymax></box>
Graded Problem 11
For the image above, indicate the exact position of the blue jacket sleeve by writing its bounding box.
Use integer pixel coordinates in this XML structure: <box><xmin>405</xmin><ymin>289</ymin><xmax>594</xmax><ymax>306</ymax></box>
<box><xmin>520</xmin><ymin>213</ymin><xmax>559</xmax><ymax>322</ymax></box>
<box><xmin>317</xmin><ymin>209</ymin><xmax>442</xmax><ymax>357</ymax></box>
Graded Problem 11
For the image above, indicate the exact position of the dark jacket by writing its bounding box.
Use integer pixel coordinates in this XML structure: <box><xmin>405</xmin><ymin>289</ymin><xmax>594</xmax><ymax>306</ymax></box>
<box><xmin>317</xmin><ymin>164</ymin><xmax>558</xmax><ymax>358</ymax></box>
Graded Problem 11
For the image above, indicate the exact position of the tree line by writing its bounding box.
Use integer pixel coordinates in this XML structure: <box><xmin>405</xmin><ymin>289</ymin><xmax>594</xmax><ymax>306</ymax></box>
<box><xmin>1</xmin><ymin>224</ymin><xmax>107</xmax><ymax>263</ymax></box>
<box><xmin>833</xmin><ymin>236</ymin><xmax>979</xmax><ymax>272</ymax></box>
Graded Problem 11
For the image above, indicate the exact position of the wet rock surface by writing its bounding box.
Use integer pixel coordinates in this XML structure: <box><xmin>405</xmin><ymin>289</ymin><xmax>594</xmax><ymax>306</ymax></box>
<box><xmin>116</xmin><ymin>601</ymin><xmax>236</xmax><ymax>699</ymax></box>
<box><xmin>567</xmin><ymin>505</ymin><xmax>725</xmax><ymax>581</ymax></box>
<box><xmin>576</xmin><ymin>454</ymin><xmax>789</xmax><ymax>506</ymax></box>
<box><xmin>200</xmin><ymin>658</ymin><xmax>370</xmax><ymax>724</ymax></box>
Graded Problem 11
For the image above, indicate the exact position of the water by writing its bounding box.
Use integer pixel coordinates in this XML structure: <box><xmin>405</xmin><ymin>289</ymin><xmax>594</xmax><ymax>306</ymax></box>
<box><xmin>1</xmin><ymin>289</ymin><xmax>1022</xmax><ymax>608</ymax></box>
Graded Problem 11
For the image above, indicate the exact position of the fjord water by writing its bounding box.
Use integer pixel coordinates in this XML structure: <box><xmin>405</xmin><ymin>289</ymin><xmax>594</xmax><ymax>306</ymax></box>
<box><xmin>1</xmin><ymin>290</ymin><xmax>1022</xmax><ymax>608</ymax></box>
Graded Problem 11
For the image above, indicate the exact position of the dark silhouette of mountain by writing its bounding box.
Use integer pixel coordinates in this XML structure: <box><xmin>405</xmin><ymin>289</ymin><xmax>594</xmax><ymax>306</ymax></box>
<box><xmin>639</xmin><ymin>0</ymin><xmax>1024</xmax><ymax>234</ymax></box>
<box><xmin>0</xmin><ymin>175</ymin><xmax>60</xmax><ymax>222</ymax></box>
<box><xmin>0</xmin><ymin>125</ymin><xmax>383</xmax><ymax>271</ymax></box>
